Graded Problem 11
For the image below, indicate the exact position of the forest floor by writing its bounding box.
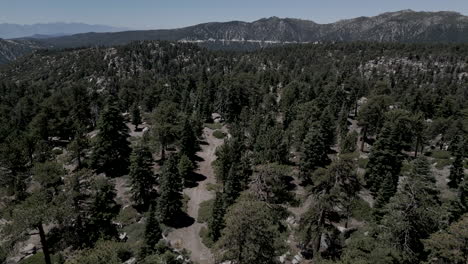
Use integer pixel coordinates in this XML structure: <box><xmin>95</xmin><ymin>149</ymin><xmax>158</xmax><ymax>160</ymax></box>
<box><xmin>166</xmin><ymin>126</ymin><xmax>226</xmax><ymax>264</ymax></box>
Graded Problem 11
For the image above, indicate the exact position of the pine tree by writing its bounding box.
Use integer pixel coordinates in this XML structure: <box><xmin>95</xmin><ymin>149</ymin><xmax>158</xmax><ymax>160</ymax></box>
<box><xmin>69</xmin><ymin>124</ymin><xmax>89</xmax><ymax>169</ymax></box>
<box><xmin>300</xmin><ymin>193</ymin><xmax>337</xmax><ymax>258</ymax></box>
<box><xmin>379</xmin><ymin>158</ymin><xmax>442</xmax><ymax>262</ymax></box>
<box><xmin>214</xmin><ymin>195</ymin><xmax>285</xmax><ymax>264</ymax></box>
<box><xmin>223</xmin><ymin>165</ymin><xmax>242</xmax><ymax>207</ymax></box>
<box><xmin>11</xmin><ymin>191</ymin><xmax>55</xmax><ymax>264</ymax></box>
<box><xmin>365</xmin><ymin>123</ymin><xmax>403</xmax><ymax>201</ymax></box>
<box><xmin>459</xmin><ymin>179</ymin><xmax>468</xmax><ymax>212</ymax></box>
<box><xmin>300</xmin><ymin>124</ymin><xmax>331</xmax><ymax>183</ymax></box>
<box><xmin>340</xmin><ymin>131</ymin><xmax>358</xmax><ymax>154</ymax></box>
<box><xmin>129</xmin><ymin>145</ymin><xmax>156</xmax><ymax>211</ymax></box>
<box><xmin>179</xmin><ymin>118</ymin><xmax>198</xmax><ymax>160</ymax></box>
<box><xmin>91</xmin><ymin>99</ymin><xmax>131</xmax><ymax>177</ymax></box>
<box><xmin>140</xmin><ymin>205</ymin><xmax>162</xmax><ymax>258</ymax></box>
<box><xmin>449</xmin><ymin>154</ymin><xmax>464</xmax><ymax>188</ymax></box>
<box><xmin>374</xmin><ymin>172</ymin><xmax>397</xmax><ymax>209</ymax></box>
<box><xmin>152</xmin><ymin>101</ymin><xmax>179</xmax><ymax>161</ymax></box>
<box><xmin>87</xmin><ymin>176</ymin><xmax>121</xmax><ymax>245</ymax></box>
<box><xmin>157</xmin><ymin>155</ymin><xmax>183</xmax><ymax>224</ymax></box>
<box><xmin>132</xmin><ymin>104</ymin><xmax>142</xmax><ymax>131</ymax></box>
<box><xmin>319</xmin><ymin>107</ymin><xmax>336</xmax><ymax>147</ymax></box>
<box><xmin>208</xmin><ymin>192</ymin><xmax>226</xmax><ymax>242</ymax></box>
<box><xmin>178</xmin><ymin>154</ymin><xmax>194</xmax><ymax>186</ymax></box>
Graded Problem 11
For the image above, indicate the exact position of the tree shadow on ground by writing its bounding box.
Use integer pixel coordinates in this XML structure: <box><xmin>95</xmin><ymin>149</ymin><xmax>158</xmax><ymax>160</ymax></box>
<box><xmin>193</xmin><ymin>154</ymin><xmax>205</xmax><ymax>162</ymax></box>
<box><xmin>198</xmin><ymin>140</ymin><xmax>209</xmax><ymax>146</ymax></box>
<box><xmin>184</xmin><ymin>172</ymin><xmax>207</xmax><ymax>188</ymax></box>
<box><xmin>168</xmin><ymin>211</ymin><xmax>195</xmax><ymax>228</ymax></box>
<box><xmin>283</xmin><ymin>175</ymin><xmax>297</xmax><ymax>191</ymax></box>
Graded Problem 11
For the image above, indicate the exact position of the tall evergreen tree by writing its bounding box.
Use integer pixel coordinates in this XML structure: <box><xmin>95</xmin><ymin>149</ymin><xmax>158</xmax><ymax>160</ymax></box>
<box><xmin>87</xmin><ymin>176</ymin><xmax>121</xmax><ymax>245</ymax></box>
<box><xmin>300</xmin><ymin>124</ymin><xmax>331</xmax><ymax>183</ymax></box>
<box><xmin>365</xmin><ymin>123</ymin><xmax>404</xmax><ymax>204</ymax></box>
<box><xmin>208</xmin><ymin>192</ymin><xmax>226</xmax><ymax>242</ymax></box>
<box><xmin>214</xmin><ymin>194</ymin><xmax>285</xmax><ymax>264</ymax></box>
<box><xmin>11</xmin><ymin>191</ymin><xmax>56</xmax><ymax>264</ymax></box>
<box><xmin>152</xmin><ymin>101</ymin><xmax>179</xmax><ymax>161</ymax></box>
<box><xmin>140</xmin><ymin>205</ymin><xmax>162</xmax><ymax>258</ymax></box>
<box><xmin>449</xmin><ymin>154</ymin><xmax>465</xmax><ymax>189</ymax></box>
<box><xmin>157</xmin><ymin>155</ymin><xmax>183</xmax><ymax>224</ymax></box>
<box><xmin>178</xmin><ymin>154</ymin><xmax>194</xmax><ymax>186</ymax></box>
<box><xmin>223</xmin><ymin>165</ymin><xmax>242</xmax><ymax>207</ymax></box>
<box><xmin>91</xmin><ymin>99</ymin><xmax>131</xmax><ymax>177</ymax></box>
<box><xmin>379</xmin><ymin>159</ymin><xmax>442</xmax><ymax>263</ymax></box>
<box><xmin>132</xmin><ymin>103</ymin><xmax>142</xmax><ymax>131</ymax></box>
<box><xmin>179</xmin><ymin>118</ymin><xmax>198</xmax><ymax>160</ymax></box>
<box><xmin>69</xmin><ymin>124</ymin><xmax>90</xmax><ymax>169</ymax></box>
<box><xmin>129</xmin><ymin>145</ymin><xmax>156</xmax><ymax>211</ymax></box>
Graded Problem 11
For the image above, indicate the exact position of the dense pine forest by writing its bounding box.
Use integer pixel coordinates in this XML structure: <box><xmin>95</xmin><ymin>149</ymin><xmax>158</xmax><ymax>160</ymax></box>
<box><xmin>0</xmin><ymin>41</ymin><xmax>467</xmax><ymax>264</ymax></box>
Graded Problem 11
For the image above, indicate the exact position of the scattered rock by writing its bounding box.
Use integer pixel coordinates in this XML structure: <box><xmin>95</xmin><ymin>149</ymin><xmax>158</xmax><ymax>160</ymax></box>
<box><xmin>119</xmin><ymin>232</ymin><xmax>128</xmax><ymax>241</ymax></box>
<box><xmin>20</xmin><ymin>243</ymin><xmax>36</xmax><ymax>255</ymax></box>
<box><xmin>124</xmin><ymin>257</ymin><xmax>136</xmax><ymax>264</ymax></box>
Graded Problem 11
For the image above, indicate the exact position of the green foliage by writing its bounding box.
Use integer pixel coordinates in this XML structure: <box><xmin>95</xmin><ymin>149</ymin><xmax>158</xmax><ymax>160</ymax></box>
<box><xmin>431</xmin><ymin>150</ymin><xmax>451</xmax><ymax>159</ymax></box>
<box><xmin>214</xmin><ymin>194</ymin><xmax>286</xmax><ymax>264</ymax></box>
<box><xmin>449</xmin><ymin>154</ymin><xmax>465</xmax><ymax>188</ymax></box>
<box><xmin>357</xmin><ymin>158</ymin><xmax>368</xmax><ymax>169</ymax></box>
<box><xmin>365</xmin><ymin>122</ymin><xmax>404</xmax><ymax>205</ymax></box>
<box><xmin>157</xmin><ymin>155</ymin><xmax>183</xmax><ymax>224</ymax></box>
<box><xmin>129</xmin><ymin>145</ymin><xmax>155</xmax><ymax>210</ymax></box>
<box><xmin>116</xmin><ymin>206</ymin><xmax>140</xmax><ymax>226</ymax></box>
<box><xmin>378</xmin><ymin>160</ymin><xmax>442</xmax><ymax>262</ymax></box>
<box><xmin>424</xmin><ymin>214</ymin><xmax>468</xmax><ymax>264</ymax></box>
<box><xmin>340</xmin><ymin>131</ymin><xmax>358</xmax><ymax>154</ymax></box>
<box><xmin>338</xmin><ymin>231</ymin><xmax>402</xmax><ymax>264</ymax></box>
<box><xmin>18</xmin><ymin>252</ymin><xmax>63</xmax><ymax>264</ymax></box>
<box><xmin>178</xmin><ymin>118</ymin><xmax>199</xmax><ymax>160</ymax></box>
<box><xmin>200</xmin><ymin>226</ymin><xmax>215</xmax><ymax>248</ymax></box>
<box><xmin>205</xmin><ymin>122</ymin><xmax>223</xmax><ymax>130</ymax></box>
<box><xmin>251</xmin><ymin>164</ymin><xmax>295</xmax><ymax>205</ymax></box>
<box><xmin>212</xmin><ymin>130</ymin><xmax>226</xmax><ymax>139</ymax></box>
<box><xmin>300</xmin><ymin>124</ymin><xmax>331</xmax><ymax>183</ymax></box>
<box><xmin>91</xmin><ymin>98</ymin><xmax>131</xmax><ymax>177</ymax></box>
<box><xmin>197</xmin><ymin>198</ymin><xmax>214</xmax><ymax>223</ymax></box>
<box><xmin>32</xmin><ymin>161</ymin><xmax>65</xmax><ymax>191</ymax></box>
<box><xmin>2</xmin><ymin>39</ymin><xmax>468</xmax><ymax>264</ymax></box>
<box><xmin>253</xmin><ymin>122</ymin><xmax>288</xmax><ymax>164</ymax></box>
<box><xmin>86</xmin><ymin>176</ymin><xmax>121</xmax><ymax>245</ymax></box>
<box><xmin>140</xmin><ymin>205</ymin><xmax>162</xmax><ymax>258</ymax></box>
<box><xmin>65</xmin><ymin>240</ymin><xmax>132</xmax><ymax>264</ymax></box>
<box><xmin>151</xmin><ymin>101</ymin><xmax>180</xmax><ymax>160</ymax></box>
<box><xmin>208</xmin><ymin>192</ymin><xmax>226</xmax><ymax>242</ymax></box>
<box><xmin>132</xmin><ymin>104</ymin><xmax>142</xmax><ymax>129</ymax></box>
<box><xmin>178</xmin><ymin>154</ymin><xmax>194</xmax><ymax>186</ymax></box>
<box><xmin>0</xmin><ymin>245</ymin><xmax>6</xmax><ymax>263</ymax></box>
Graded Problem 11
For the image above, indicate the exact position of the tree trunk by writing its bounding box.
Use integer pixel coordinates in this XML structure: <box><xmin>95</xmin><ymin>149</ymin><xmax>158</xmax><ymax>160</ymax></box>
<box><xmin>314</xmin><ymin>210</ymin><xmax>326</xmax><ymax>256</ymax></box>
<box><xmin>360</xmin><ymin>126</ymin><xmax>367</xmax><ymax>152</ymax></box>
<box><xmin>77</xmin><ymin>148</ymin><xmax>82</xmax><ymax>169</ymax></box>
<box><xmin>37</xmin><ymin>223</ymin><xmax>52</xmax><ymax>264</ymax></box>
<box><xmin>161</xmin><ymin>146</ymin><xmax>166</xmax><ymax>161</ymax></box>
<box><xmin>414</xmin><ymin>136</ymin><xmax>420</xmax><ymax>158</ymax></box>
<box><xmin>354</xmin><ymin>99</ymin><xmax>358</xmax><ymax>118</ymax></box>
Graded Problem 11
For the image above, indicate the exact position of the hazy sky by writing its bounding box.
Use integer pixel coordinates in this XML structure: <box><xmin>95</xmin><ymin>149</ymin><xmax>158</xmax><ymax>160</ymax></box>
<box><xmin>1</xmin><ymin>0</ymin><xmax>467</xmax><ymax>29</ymax></box>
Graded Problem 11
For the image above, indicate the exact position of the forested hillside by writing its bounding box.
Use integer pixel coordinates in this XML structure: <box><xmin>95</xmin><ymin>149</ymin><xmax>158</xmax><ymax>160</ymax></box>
<box><xmin>0</xmin><ymin>41</ymin><xmax>467</xmax><ymax>264</ymax></box>
<box><xmin>2</xmin><ymin>10</ymin><xmax>468</xmax><ymax>65</ymax></box>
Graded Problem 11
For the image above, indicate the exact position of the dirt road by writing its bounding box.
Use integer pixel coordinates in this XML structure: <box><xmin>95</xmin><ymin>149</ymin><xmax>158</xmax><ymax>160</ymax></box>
<box><xmin>167</xmin><ymin>127</ymin><xmax>225</xmax><ymax>264</ymax></box>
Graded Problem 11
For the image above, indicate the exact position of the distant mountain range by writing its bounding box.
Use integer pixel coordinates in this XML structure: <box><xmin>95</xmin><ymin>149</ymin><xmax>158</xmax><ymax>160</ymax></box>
<box><xmin>1</xmin><ymin>10</ymin><xmax>468</xmax><ymax>64</ymax></box>
<box><xmin>0</xmin><ymin>22</ymin><xmax>127</xmax><ymax>39</ymax></box>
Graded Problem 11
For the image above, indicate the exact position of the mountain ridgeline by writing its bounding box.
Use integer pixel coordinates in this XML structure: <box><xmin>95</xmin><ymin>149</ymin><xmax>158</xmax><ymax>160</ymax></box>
<box><xmin>0</xmin><ymin>10</ymin><xmax>468</xmax><ymax>64</ymax></box>
<box><xmin>36</xmin><ymin>10</ymin><xmax>468</xmax><ymax>46</ymax></box>
<box><xmin>0</xmin><ymin>22</ymin><xmax>127</xmax><ymax>39</ymax></box>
